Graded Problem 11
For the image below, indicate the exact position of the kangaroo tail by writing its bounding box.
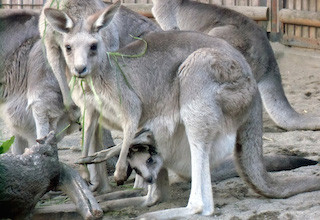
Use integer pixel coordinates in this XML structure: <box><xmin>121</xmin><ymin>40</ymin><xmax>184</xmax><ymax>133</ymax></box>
<box><xmin>235</xmin><ymin>94</ymin><xmax>320</xmax><ymax>198</ymax></box>
<box><xmin>212</xmin><ymin>154</ymin><xmax>318</xmax><ymax>182</ymax></box>
<box><xmin>258</xmin><ymin>64</ymin><xmax>320</xmax><ymax>130</ymax></box>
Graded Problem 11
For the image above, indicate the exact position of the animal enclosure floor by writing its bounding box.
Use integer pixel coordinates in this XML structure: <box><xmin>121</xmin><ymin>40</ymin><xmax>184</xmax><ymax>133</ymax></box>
<box><xmin>1</xmin><ymin>42</ymin><xmax>320</xmax><ymax>219</ymax></box>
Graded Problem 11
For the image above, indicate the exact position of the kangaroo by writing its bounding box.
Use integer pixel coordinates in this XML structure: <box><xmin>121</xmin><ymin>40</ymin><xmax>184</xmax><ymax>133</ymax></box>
<box><xmin>0</xmin><ymin>9</ymin><xmax>118</xmax><ymax>194</ymax></box>
<box><xmin>126</xmin><ymin>130</ymin><xmax>318</xmax><ymax>208</ymax></box>
<box><xmin>151</xmin><ymin>0</ymin><xmax>320</xmax><ymax>131</ymax></box>
<box><xmin>0</xmin><ymin>9</ymin><xmax>79</xmax><ymax>154</ymax></box>
<box><xmin>77</xmin><ymin>128</ymin><xmax>318</xmax><ymax>210</ymax></box>
<box><xmin>40</xmin><ymin>0</ymin><xmax>161</xmax><ymax>190</ymax></box>
<box><xmin>44</xmin><ymin>3</ymin><xmax>320</xmax><ymax>218</ymax></box>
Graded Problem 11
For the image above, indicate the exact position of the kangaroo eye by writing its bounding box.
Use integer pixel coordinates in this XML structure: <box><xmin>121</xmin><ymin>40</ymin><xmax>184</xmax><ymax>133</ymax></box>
<box><xmin>65</xmin><ymin>45</ymin><xmax>72</xmax><ymax>52</ymax></box>
<box><xmin>90</xmin><ymin>43</ymin><xmax>97</xmax><ymax>51</ymax></box>
<box><xmin>146</xmin><ymin>157</ymin><xmax>154</xmax><ymax>165</ymax></box>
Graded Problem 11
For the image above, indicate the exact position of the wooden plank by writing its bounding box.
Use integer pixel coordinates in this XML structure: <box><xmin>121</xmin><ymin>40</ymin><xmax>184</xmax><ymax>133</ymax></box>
<box><xmin>123</xmin><ymin>0</ymin><xmax>136</xmax><ymax>3</ymax></box>
<box><xmin>295</xmin><ymin>0</ymin><xmax>302</xmax><ymax>37</ymax></box>
<box><xmin>251</xmin><ymin>0</ymin><xmax>260</xmax><ymax>6</ymax></box>
<box><xmin>287</xmin><ymin>0</ymin><xmax>295</xmax><ymax>38</ymax></box>
<box><xmin>281</xmin><ymin>35</ymin><xmax>320</xmax><ymax>49</ymax></box>
<box><xmin>279</xmin><ymin>9</ymin><xmax>320</xmax><ymax>27</ymax></box>
<box><xmin>136</xmin><ymin>0</ymin><xmax>149</xmax><ymax>3</ymax></box>
<box><xmin>227</xmin><ymin>6</ymin><xmax>268</xmax><ymax>20</ymax></box>
<box><xmin>317</xmin><ymin>0</ymin><xmax>320</xmax><ymax>38</ymax></box>
<box><xmin>225</xmin><ymin>0</ymin><xmax>235</xmax><ymax>6</ymax></box>
<box><xmin>238</xmin><ymin>0</ymin><xmax>248</xmax><ymax>6</ymax></box>
<box><xmin>309</xmin><ymin>0</ymin><xmax>316</xmax><ymax>39</ymax></box>
<box><xmin>198</xmin><ymin>0</ymin><xmax>210</xmax><ymax>3</ymax></box>
<box><xmin>211</xmin><ymin>0</ymin><xmax>223</xmax><ymax>4</ymax></box>
<box><xmin>302</xmin><ymin>0</ymin><xmax>309</xmax><ymax>38</ymax></box>
<box><xmin>269</xmin><ymin>0</ymin><xmax>278</xmax><ymax>34</ymax></box>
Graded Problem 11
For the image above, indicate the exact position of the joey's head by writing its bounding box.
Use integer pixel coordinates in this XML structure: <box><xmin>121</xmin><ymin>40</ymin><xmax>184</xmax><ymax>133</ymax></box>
<box><xmin>44</xmin><ymin>1</ymin><xmax>121</xmax><ymax>78</ymax></box>
<box><xmin>128</xmin><ymin>144</ymin><xmax>163</xmax><ymax>184</ymax></box>
<box><xmin>127</xmin><ymin>129</ymin><xmax>163</xmax><ymax>184</ymax></box>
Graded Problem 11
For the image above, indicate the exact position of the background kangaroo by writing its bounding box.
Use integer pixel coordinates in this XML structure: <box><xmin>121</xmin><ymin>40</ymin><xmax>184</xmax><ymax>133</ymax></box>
<box><xmin>151</xmin><ymin>0</ymin><xmax>320</xmax><ymax>131</ymax></box>
<box><xmin>0</xmin><ymin>9</ymin><xmax>78</xmax><ymax>154</ymax></box>
<box><xmin>45</xmin><ymin>4</ymin><xmax>320</xmax><ymax>218</ymax></box>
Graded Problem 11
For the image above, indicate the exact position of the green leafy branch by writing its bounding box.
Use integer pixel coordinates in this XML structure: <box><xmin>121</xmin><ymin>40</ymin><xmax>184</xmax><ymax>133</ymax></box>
<box><xmin>106</xmin><ymin>35</ymin><xmax>148</xmax><ymax>104</ymax></box>
<box><xmin>0</xmin><ymin>136</ymin><xmax>15</xmax><ymax>154</ymax></box>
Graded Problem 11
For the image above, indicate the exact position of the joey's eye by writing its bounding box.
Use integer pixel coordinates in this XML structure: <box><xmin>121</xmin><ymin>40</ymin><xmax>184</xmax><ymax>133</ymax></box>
<box><xmin>146</xmin><ymin>157</ymin><xmax>154</xmax><ymax>165</ymax></box>
<box><xmin>65</xmin><ymin>45</ymin><xmax>72</xmax><ymax>52</ymax></box>
<box><xmin>90</xmin><ymin>43</ymin><xmax>98</xmax><ymax>51</ymax></box>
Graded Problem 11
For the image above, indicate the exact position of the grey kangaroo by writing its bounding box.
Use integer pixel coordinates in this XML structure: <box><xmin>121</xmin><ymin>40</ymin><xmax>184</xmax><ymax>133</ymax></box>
<box><xmin>0</xmin><ymin>9</ymin><xmax>117</xmax><ymax>194</ymax></box>
<box><xmin>0</xmin><ymin>9</ymin><xmax>78</xmax><ymax>154</ymax></box>
<box><xmin>40</xmin><ymin>0</ymin><xmax>160</xmax><ymax>190</ymax></box>
<box><xmin>126</xmin><ymin>130</ymin><xmax>318</xmax><ymax>210</ymax></box>
<box><xmin>151</xmin><ymin>0</ymin><xmax>320</xmax><ymax>131</ymax></box>
<box><xmin>44</xmin><ymin>3</ymin><xmax>320</xmax><ymax>218</ymax></box>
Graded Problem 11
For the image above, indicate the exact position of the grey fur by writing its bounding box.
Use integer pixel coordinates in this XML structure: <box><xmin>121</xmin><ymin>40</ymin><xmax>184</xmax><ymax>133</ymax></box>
<box><xmin>152</xmin><ymin>0</ymin><xmax>320</xmax><ymax>130</ymax></box>
<box><xmin>44</xmin><ymin>4</ymin><xmax>320</xmax><ymax>218</ymax></box>
<box><xmin>0</xmin><ymin>10</ymin><xmax>78</xmax><ymax>154</ymax></box>
<box><xmin>40</xmin><ymin>0</ymin><xmax>160</xmax><ymax>191</ymax></box>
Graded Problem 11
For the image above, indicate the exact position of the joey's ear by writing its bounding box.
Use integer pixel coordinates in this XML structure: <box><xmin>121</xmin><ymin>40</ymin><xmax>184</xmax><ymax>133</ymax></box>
<box><xmin>44</xmin><ymin>8</ymin><xmax>74</xmax><ymax>34</ymax></box>
<box><xmin>90</xmin><ymin>0</ymin><xmax>121</xmax><ymax>33</ymax></box>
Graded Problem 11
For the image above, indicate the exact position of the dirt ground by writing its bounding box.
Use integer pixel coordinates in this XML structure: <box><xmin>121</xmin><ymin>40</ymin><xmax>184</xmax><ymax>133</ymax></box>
<box><xmin>2</xmin><ymin>42</ymin><xmax>320</xmax><ymax>219</ymax></box>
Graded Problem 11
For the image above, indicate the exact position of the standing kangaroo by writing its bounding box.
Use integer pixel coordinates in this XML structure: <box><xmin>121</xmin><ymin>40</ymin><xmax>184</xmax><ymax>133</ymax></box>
<box><xmin>0</xmin><ymin>9</ymin><xmax>79</xmax><ymax>154</ymax></box>
<box><xmin>40</xmin><ymin>0</ymin><xmax>161</xmax><ymax>190</ymax></box>
<box><xmin>152</xmin><ymin>0</ymin><xmax>320</xmax><ymax>131</ymax></box>
<box><xmin>45</xmin><ymin>3</ymin><xmax>320</xmax><ymax>219</ymax></box>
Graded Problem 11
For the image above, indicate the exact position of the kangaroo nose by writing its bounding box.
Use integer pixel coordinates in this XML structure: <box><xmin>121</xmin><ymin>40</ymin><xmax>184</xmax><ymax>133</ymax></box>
<box><xmin>75</xmin><ymin>66</ymin><xmax>87</xmax><ymax>75</ymax></box>
<box><xmin>146</xmin><ymin>176</ymin><xmax>153</xmax><ymax>184</ymax></box>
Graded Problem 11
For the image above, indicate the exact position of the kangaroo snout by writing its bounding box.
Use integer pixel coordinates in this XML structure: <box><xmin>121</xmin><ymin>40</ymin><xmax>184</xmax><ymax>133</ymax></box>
<box><xmin>74</xmin><ymin>65</ymin><xmax>88</xmax><ymax>77</ymax></box>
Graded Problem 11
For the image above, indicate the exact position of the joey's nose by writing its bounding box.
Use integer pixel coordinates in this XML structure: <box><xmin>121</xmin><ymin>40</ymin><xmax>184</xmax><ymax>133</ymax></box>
<box><xmin>75</xmin><ymin>66</ymin><xmax>87</xmax><ymax>75</ymax></box>
<box><xmin>146</xmin><ymin>176</ymin><xmax>153</xmax><ymax>184</ymax></box>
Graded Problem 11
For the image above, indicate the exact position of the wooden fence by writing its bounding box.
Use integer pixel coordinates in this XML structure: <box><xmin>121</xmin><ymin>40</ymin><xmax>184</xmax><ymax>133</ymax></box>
<box><xmin>1</xmin><ymin>0</ymin><xmax>320</xmax><ymax>49</ymax></box>
<box><xmin>280</xmin><ymin>0</ymin><xmax>320</xmax><ymax>49</ymax></box>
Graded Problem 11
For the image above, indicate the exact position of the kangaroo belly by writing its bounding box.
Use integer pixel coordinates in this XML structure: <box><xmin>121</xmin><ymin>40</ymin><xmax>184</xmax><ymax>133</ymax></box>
<box><xmin>153</xmin><ymin>123</ymin><xmax>236</xmax><ymax>179</ymax></box>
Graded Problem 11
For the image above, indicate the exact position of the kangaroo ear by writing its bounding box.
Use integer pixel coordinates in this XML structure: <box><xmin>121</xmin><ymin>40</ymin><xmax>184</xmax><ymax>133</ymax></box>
<box><xmin>44</xmin><ymin>8</ymin><xmax>74</xmax><ymax>34</ymax></box>
<box><xmin>90</xmin><ymin>0</ymin><xmax>121</xmax><ymax>33</ymax></box>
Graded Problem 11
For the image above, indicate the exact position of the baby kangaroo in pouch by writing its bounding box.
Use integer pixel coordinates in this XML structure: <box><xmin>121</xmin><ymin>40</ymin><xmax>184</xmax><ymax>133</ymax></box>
<box><xmin>44</xmin><ymin>2</ymin><xmax>320</xmax><ymax>219</ymax></box>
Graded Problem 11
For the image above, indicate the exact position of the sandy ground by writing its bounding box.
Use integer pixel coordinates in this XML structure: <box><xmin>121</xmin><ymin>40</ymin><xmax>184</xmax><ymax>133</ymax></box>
<box><xmin>1</xmin><ymin>42</ymin><xmax>320</xmax><ymax>219</ymax></box>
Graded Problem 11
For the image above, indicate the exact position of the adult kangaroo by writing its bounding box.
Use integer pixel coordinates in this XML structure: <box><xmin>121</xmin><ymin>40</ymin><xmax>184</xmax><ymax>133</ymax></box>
<box><xmin>45</xmin><ymin>3</ymin><xmax>320</xmax><ymax>218</ymax></box>
<box><xmin>40</xmin><ymin>0</ymin><xmax>160</xmax><ymax>189</ymax></box>
<box><xmin>152</xmin><ymin>0</ymin><xmax>320</xmax><ymax>130</ymax></box>
<box><xmin>0</xmin><ymin>9</ymin><xmax>78</xmax><ymax>154</ymax></box>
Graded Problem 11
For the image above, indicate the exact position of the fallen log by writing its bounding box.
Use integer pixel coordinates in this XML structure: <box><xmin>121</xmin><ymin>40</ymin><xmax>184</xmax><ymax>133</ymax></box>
<box><xmin>0</xmin><ymin>131</ymin><xmax>102</xmax><ymax>220</ymax></box>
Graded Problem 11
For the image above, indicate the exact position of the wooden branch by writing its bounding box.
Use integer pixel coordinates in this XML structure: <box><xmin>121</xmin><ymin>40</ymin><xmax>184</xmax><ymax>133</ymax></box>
<box><xmin>0</xmin><ymin>131</ymin><xmax>102</xmax><ymax>220</ymax></box>
<box><xmin>279</xmin><ymin>9</ymin><xmax>320</xmax><ymax>28</ymax></box>
<box><xmin>57</xmin><ymin>163</ymin><xmax>103</xmax><ymax>220</ymax></box>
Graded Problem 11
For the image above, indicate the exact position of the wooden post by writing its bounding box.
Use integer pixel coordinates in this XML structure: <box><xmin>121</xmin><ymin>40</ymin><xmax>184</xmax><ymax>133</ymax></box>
<box><xmin>302</xmin><ymin>0</ymin><xmax>309</xmax><ymax>38</ymax></box>
<box><xmin>317</xmin><ymin>0</ymin><xmax>320</xmax><ymax>38</ymax></box>
<box><xmin>295</xmin><ymin>0</ymin><xmax>302</xmax><ymax>38</ymax></box>
<box><xmin>309</xmin><ymin>0</ymin><xmax>317</xmax><ymax>39</ymax></box>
